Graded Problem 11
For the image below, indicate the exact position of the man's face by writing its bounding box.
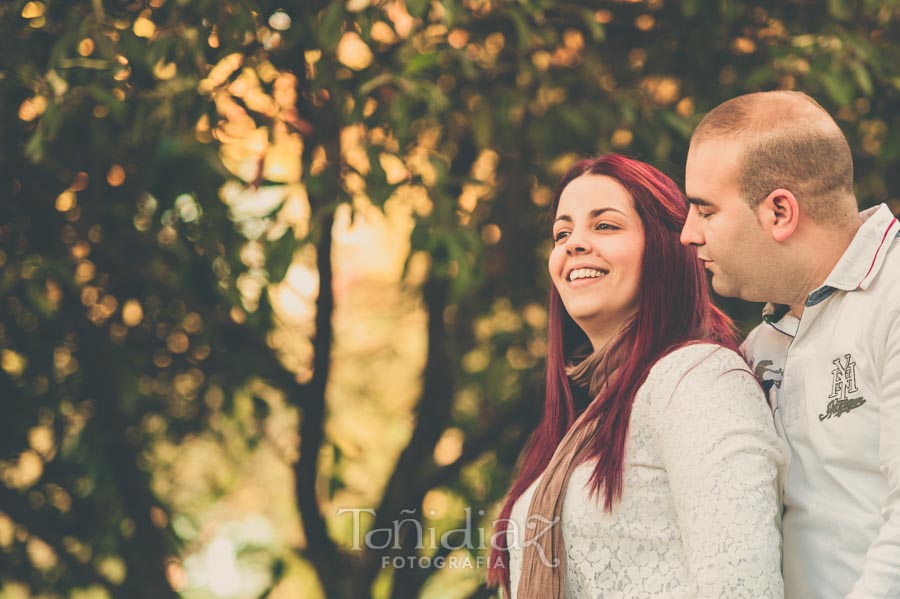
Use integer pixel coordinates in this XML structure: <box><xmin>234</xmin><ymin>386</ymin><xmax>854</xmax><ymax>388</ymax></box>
<box><xmin>681</xmin><ymin>140</ymin><xmax>772</xmax><ymax>301</ymax></box>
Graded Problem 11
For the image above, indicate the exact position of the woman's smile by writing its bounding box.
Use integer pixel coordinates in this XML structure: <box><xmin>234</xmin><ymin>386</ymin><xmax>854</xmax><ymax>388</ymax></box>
<box><xmin>549</xmin><ymin>174</ymin><xmax>645</xmax><ymax>350</ymax></box>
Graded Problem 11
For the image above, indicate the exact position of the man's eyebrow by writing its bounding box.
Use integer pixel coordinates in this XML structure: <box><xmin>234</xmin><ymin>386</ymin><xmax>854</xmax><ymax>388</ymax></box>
<box><xmin>686</xmin><ymin>197</ymin><xmax>714</xmax><ymax>207</ymax></box>
<box><xmin>554</xmin><ymin>207</ymin><xmax>627</xmax><ymax>223</ymax></box>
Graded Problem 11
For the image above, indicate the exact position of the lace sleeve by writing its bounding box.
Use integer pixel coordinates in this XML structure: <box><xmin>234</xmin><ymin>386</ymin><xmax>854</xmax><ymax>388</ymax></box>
<box><xmin>653</xmin><ymin>348</ymin><xmax>786</xmax><ymax>599</ymax></box>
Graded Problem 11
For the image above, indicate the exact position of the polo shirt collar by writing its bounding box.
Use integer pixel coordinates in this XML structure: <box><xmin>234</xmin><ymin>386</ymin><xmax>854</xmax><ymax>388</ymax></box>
<box><xmin>823</xmin><ymin>203</ymin><xmax>899</xmax><ymax>291</ymax></box>
<box><xmin>762</xmin><ymin>203</ymin><xmax>899</xmax><ymax>328</ymax></box>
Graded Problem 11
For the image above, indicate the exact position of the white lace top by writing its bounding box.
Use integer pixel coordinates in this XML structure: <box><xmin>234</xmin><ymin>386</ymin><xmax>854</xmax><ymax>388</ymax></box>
<box><xmin>507</xmin><ymin>344</ymin><xmax>786</xmax><ymax>599</ymax></box>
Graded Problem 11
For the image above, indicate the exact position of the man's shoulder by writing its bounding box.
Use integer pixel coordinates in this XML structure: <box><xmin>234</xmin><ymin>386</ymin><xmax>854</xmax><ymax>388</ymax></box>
<box><xmin>850</xmin><ymin>205</ymin><xmax>900</xmax><ymax>294</ymax></box>
<box><xmin>823</xmin><ymin>233</ymin><xmax>900</xmax><ymax>322</ymax></box>
<box><xmin>872</xmin><ymin>231</ymin><xmax>900</xmax><ymax>287</ymax></box>
<box><xmin>740</xmin><ymin>321</ymin><xmax>773</xmax><ymax>360</ymax></box>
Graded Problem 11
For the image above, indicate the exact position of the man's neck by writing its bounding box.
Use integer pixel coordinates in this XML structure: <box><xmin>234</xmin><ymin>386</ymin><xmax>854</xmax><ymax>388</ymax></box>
<box><xmin>785</xmin><ymin>218</ymin><xmax>863</xmax><ymax>319</ymax></box>
<box><xmin>788</xmin><ymin>302</ymin><xmax>806</xmax><ymax>319</ymax></box>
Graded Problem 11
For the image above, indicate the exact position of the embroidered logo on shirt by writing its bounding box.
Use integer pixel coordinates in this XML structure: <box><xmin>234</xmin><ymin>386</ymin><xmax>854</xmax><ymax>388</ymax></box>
<box><xmin>819</xmin><ymin>353</ymin><xmax>866</xmax><ymax>421</ymax></box>
<box><xmin>751</xmin><ymin>359</ymin><xmax>783</xmax><ymax>409</ymax></box>
<box><xmin>753</xmin><ymin>359</ymin><xmax>783</xmax><ymax>394</ymax></box>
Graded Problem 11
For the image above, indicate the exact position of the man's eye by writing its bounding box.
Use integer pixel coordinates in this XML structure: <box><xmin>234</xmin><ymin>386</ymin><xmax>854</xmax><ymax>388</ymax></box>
<box><xmin>693</xmin><ymin>205</ymin><xmax>712</xmax><ymax>219</ymax></box>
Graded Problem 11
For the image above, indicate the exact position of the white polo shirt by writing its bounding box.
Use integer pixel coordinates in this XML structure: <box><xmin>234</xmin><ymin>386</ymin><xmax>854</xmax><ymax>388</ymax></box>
<box><xmin>742</xmin><ymin>203</ymin><xmax>900</xmax><ymax>599</ymax></box>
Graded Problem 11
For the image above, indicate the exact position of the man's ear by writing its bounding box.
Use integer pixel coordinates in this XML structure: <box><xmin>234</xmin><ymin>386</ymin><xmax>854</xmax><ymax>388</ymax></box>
<box><xmin>758</xmin><ymin>189</ymin><xmax>799</xmax><ymax>242</ymax></box>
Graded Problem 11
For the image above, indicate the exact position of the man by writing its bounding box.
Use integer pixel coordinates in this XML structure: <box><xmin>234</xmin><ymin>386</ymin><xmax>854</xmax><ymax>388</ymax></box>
<box><xmin>680</xmin><ymin>90</ymin><xmax>900</xmax><ymax>599</ymax></box>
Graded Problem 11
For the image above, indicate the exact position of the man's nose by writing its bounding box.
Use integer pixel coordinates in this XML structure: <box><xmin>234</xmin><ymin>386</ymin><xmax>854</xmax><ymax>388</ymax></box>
<box><xmin>680</xmin><ymin>210</ymin><xmax>704</xmax><ymax>247</ymax></box>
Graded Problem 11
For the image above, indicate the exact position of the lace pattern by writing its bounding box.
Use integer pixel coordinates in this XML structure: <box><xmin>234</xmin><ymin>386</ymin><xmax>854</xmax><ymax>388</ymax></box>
<box><xmin>507</xmin><ymin>344</ymin><xmax>786</xmax><ymax>598</ymax></box>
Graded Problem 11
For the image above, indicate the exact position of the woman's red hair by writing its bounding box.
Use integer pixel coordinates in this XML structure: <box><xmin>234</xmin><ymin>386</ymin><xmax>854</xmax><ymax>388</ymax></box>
<box><xmin>487</xmin><ymin>154</ymin><xmax>736</xmax><ymax>595</ymax></box>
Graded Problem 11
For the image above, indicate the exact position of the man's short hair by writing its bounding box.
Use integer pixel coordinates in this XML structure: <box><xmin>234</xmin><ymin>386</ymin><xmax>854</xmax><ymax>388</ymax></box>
<box><xmin>691</xmin><ymin>91</ymin><xmax>856</xmax><ymax>225</ymax></box>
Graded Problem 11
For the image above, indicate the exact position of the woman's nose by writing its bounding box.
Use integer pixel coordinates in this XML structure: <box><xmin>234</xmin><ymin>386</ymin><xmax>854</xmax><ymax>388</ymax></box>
<box><xmin>565</xmin><ymin>233</ymin><xmax>591</xmax><ymax>254</ymax></box>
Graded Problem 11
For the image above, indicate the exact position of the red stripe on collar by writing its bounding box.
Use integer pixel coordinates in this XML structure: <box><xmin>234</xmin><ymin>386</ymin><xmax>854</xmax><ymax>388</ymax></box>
<box><xmin>857</xmin><ymin>217</ymin><xmax>899</xmax><ymax>288</ymax></box>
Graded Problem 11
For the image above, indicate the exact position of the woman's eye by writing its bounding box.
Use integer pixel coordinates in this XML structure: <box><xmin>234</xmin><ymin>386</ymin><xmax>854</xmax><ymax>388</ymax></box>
<box><xmin>595</xmin><ymin>222</ymin><xmax>618</xmax><ymax>230</ymax></box>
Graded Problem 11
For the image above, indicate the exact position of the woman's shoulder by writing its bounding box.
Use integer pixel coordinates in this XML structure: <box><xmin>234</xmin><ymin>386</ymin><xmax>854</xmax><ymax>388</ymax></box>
<box><xmin>647</xmin><ymin>342</ymin><xmax>750</xmax><ymax>381</ymax></box>
<box><xmin>638</xmin><ymin>342</ymin><xmax>755</xmax><ymax>409</ymax></box>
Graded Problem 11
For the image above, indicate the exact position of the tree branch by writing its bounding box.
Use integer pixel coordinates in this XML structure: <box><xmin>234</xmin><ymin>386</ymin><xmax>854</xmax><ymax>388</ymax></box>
<box><xmin>362</xmin><ymin>274</ymin><xmax>454</xmax><ymax>590</ymax></box>
<box><xmin>279</xmin><ymin>5</ymin><xmax>355</xmax><ymax>595</ymax></box>
<box><xmin>292</xmin><ymin>211</ymin><xmax>348</xmax><ymax>597</ymax></box>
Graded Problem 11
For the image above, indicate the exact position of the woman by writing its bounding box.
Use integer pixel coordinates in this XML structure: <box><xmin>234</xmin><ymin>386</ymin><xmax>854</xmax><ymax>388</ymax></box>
<box><xmin>487</xmin><ymin>155</ymin><xmax>785</xmax><ymax>598</ymax></box>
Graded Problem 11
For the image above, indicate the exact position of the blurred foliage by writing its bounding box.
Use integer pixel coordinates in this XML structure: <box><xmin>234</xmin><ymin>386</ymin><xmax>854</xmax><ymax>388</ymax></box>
<box><xmin>2</xmin><ymin>0</ymin><xmax>900</xmax><ymax>598</ymax></box>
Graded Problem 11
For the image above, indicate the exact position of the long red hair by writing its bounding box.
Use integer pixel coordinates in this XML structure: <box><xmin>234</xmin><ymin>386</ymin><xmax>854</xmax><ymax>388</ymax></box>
<box><xmin>487</xmin><ymin>154</ymin><xmax>736</xmax><ymax>594</ymax></box>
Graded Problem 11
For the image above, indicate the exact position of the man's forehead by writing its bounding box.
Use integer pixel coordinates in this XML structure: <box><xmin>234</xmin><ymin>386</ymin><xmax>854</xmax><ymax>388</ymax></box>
<box><xmin>688</xmin><ymin>137</ymin><xmax>743</xmax><ymax>162</ymax></box>
<box><xmin>686</xmin><ymin>139</ymin><xmax>742</xmax><ymax>190</ymax></box>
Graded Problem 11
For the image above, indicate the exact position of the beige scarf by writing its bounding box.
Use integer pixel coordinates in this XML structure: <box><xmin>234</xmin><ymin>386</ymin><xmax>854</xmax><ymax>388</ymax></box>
<box><xmin>514</xmin><ymin>403</ymin><xmax>601</xmax><ymax>599</ymax></box>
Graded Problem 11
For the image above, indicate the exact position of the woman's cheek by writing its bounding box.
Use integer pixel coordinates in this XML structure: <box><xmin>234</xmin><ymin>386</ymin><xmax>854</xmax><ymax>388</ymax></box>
<box><xmin>548</xmin><ymin>248</ymin><xmax>567</xmax><ymax>282</ymax></box>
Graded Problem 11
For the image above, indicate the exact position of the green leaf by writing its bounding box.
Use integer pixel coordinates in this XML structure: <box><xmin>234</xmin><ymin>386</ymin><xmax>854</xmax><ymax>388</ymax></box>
<box><xmin>359</xmin><ymin>72</ymin><xmax>394</xmax><ymax>96</ymax></box>
<box><xmin>406</xmin><ymin>0</ymin><xmax>430</xmax><ymax>18</ymax></box>
<box><xmin>660</xmin><ymin>110</ymin><xmax>693</xmax><ymax>140</ymax></box>
<box><xmin>504</xmin><ymin>7</ymin><xmax>534</xmax><ymax>50</ymax></box>
<box><xmin>580</xmin><ymin>8</ymin><xmax>606</xmax><ymax>42</ymax></box>
<box><xmin>251</xmin><ymin>395</ymin><xmax>271</xmax><ymax>422</ymax></box>
<box><xmin>403</xmin><ymin>52</ymin><xmax>440</xmax><ymax>78</ymax></box>
<box><xmin>409</xmin><ymin>221</ymin><xmax>433</xmax><ymax>253</ymax></box>
<box><xmin>0</xmin><ymin>266</ymin><xmax>16</xmax><ymax>296</ymax></box>
<box><xmin>25</xmin><ymin>279</ymin><xmax>57</xmax><ymax>318</ymax></box>
<box><xmin>559</xmin><ymin>108</ymin><xmax>591</xmax><ymax>137</ymax></box>
<box><xmin>266</xmin><ymin>229</ymin><xmax>296</xmax><ymax>284</ymax></box>
<box><xmin>681</xmin><ymin>0</ymin><xmax>700</xmax><ymax>17</ymax></box>
<box><xmin>821</xmin><ymin>69</ymin><xmax>855</xmax><ymax>106</ymax></box>
<box><xmin>319</xmin><ymin>2</ymin><xmax>345</xmax><ymax>52</ymax></box>
<box><xmin>880</xmin><ymin>132</ymin><xmax>900</xmax><ymax>161</ymax></box>
<box><xmin>473</xmin><ymin>102</ymin><xmax>495</xmax><ymax>148</ymax></box>
<box><xmin>850</xmin><ymin>62</ymin><xmax>874</xmax><ymax>97</ymax></box>
<box><xmin>24</xmin><ymin>131</ymin><xmax>45</xmax><ymax>163</ymax></box>
<box><xmin>827</xmin><ymin>0</ymin><xmax>849</xmax><ymax>20</ymax></box>
<box><xmin>718</xmin><ymin>0</ymin><xmax>738</xmax><ymax>22</ymax></box>
<box><xmin>366</xmin><ymin>145</ymin><xmax>399</xmax><ymax>207</ymax></box>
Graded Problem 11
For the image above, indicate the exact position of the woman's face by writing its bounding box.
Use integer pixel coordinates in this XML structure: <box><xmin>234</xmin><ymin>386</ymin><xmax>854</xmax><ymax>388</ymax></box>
<box><xmin>549</xmin><ymin>174</ymin><xmax>645</xmax><ymax>347</ymax></box>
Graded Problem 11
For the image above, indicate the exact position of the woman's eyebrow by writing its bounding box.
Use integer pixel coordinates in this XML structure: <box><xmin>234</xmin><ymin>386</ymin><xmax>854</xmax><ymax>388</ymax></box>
<box><xmin>554</xmin><ymin>207</ymin><xmax>627</xmax><ymax>223</ymax></box>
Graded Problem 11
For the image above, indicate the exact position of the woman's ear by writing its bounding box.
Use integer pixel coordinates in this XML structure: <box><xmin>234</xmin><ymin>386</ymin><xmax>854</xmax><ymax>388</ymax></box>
<box><xmin>758</xmin><ymin>188</ymin><xmax>799</xmax><ymax>242</ymax></box>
